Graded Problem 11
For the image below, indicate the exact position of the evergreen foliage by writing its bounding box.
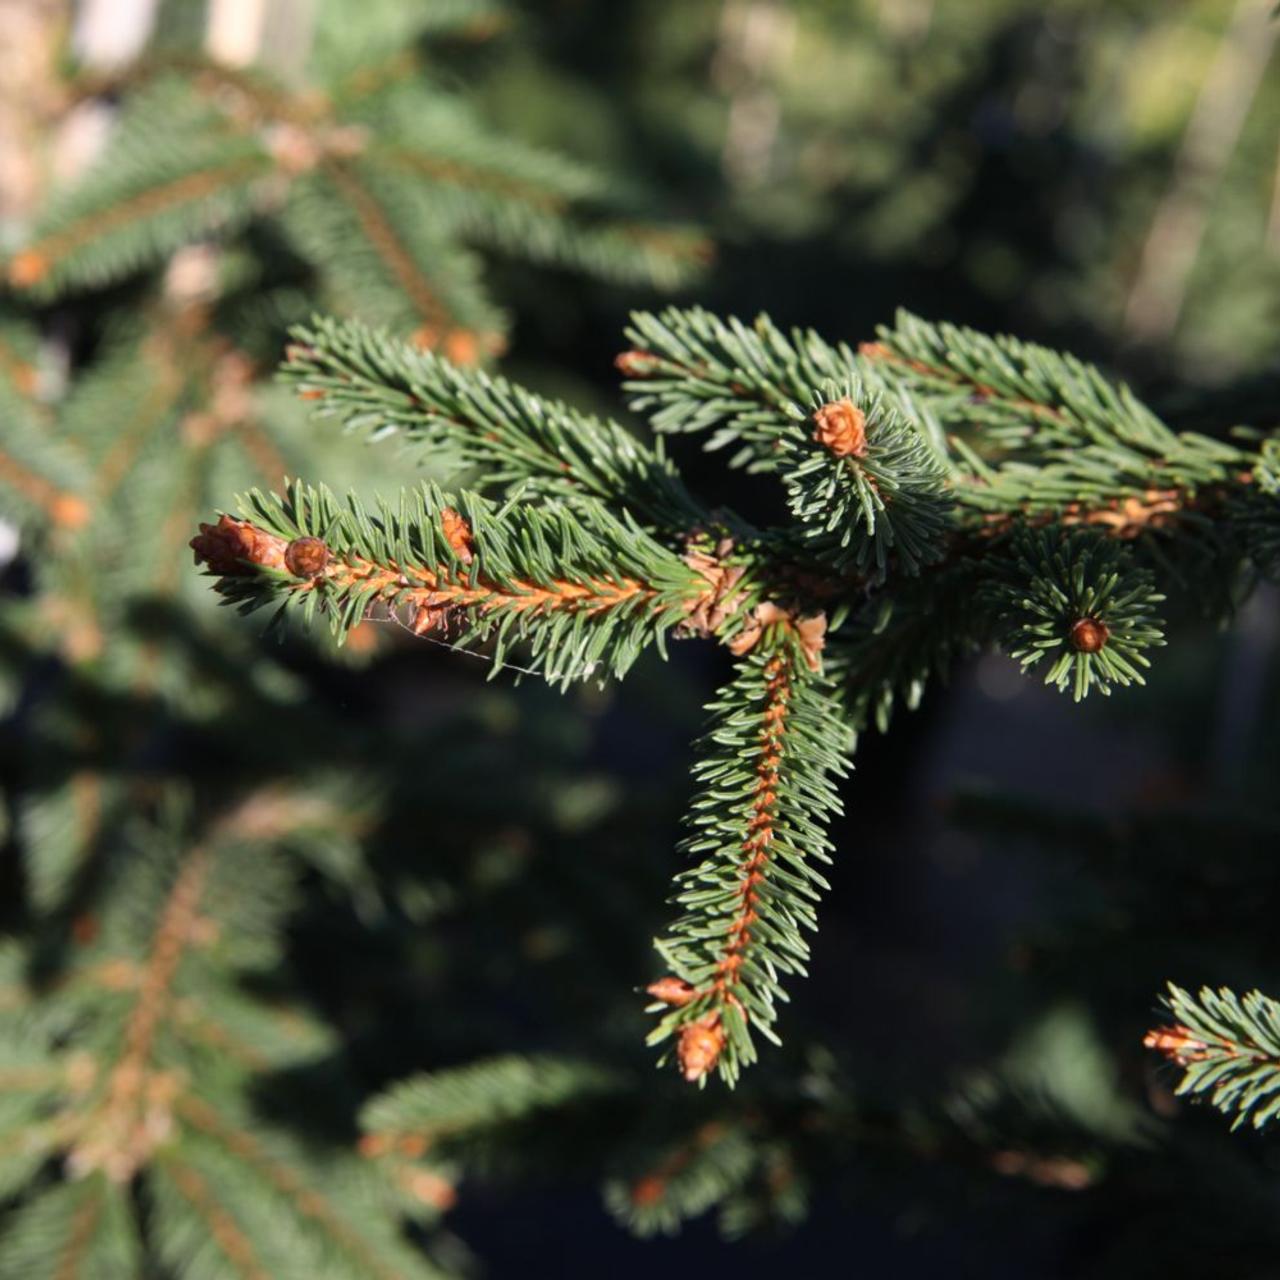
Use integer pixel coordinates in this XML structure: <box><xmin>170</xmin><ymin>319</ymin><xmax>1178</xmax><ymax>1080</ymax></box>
<box><xmin>0</xmin><ymin>800</ymin><xmax>451</xmax><ymax>1279</ymax></box>
<box><xmin>0</xmin><ymin>3</ymin><xmax>709</xmax><ymax>1271</ymax></box>
<box><xmin>7</xmin><ymin>2</ymin><xmax>1280</xmax><ymax>1270</ymax></box>
<box><xmin>7</xmin><ymin>12</ymin><xmax>706</xmax><ymax>349</ymax></box>
<box><xmin>1146</xmin><ymin>985</ymin><xmax>1280</xmax><ymax>1132</ymax></box>
<box><xmin>192</xmin><ymin>306</ymin><xmax>1279</xmax><ymax>1096</ymax></box>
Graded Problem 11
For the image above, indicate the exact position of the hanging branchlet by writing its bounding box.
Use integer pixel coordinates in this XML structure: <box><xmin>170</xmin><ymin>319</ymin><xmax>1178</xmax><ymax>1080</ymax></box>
<box><xmin>647</xmin><ymin>641</ymin><xmax>852</xmax><ymax>1086</ymax></box>
<box><xmin>1145</xmin><ymin>984</ymin><xmax>1280</xmax><ymax>1131</ymax></box>
<box><xmin>984</xmin><ymin>529</ymin><xmax>1166</xmax><ymax>700</ymax></box>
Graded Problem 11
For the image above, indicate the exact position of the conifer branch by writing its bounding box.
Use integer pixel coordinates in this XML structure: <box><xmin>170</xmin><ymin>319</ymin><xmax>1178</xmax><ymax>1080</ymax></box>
<box><xmin>862</xmin><ymin>311</ymin><xmax>1249</xmax><ymax>514</ymax></box>
<box><xmin>70</xmin><ymin>843</ymin><xmax>213</xmax><ymax>1182</ymax></box>
<box><xmin>280</xmin><ymin>316</ymin><xmax>704</xmax><ymax>525</ymax></box>
<box><xmin>362</xmin><ymin>1056</ymin><xmax>625</xmax><ymax>1147</ymax></box>
<box><xmin>190</xmin><ymin>306</ymin><xmax>1280</xmax><ymax>1096</ymax></box>
<box><xmin>606</xmin><ymin>1122</ymin><xmax>756</xmax><ymax>1237</ymax></box>
<box><xmin>315</xmin><ymin>161</ymin><xmax>465</xmax><ymax>337</ymax></box>
<box><xmin>9</xmin><ymin>148</ymin><xmax>273</xmax><ymax>296</ymax></box>
<box><xmin>191</xmin><ymin>481</ymin><xmax>709</xmax><ymax>687</ymax></box>
<box><xmin>619</xmin><ymin>306</ymin><xmax>863</xmax><ymax>471</ymax></box>
<box><xmin>159</xmin><ymin>1158</ymin><xmax>271</xmax><ymax>1280</ymax></box>
<box><xmin>647</xmin><ymin>642</ymin><xmax>852</xmax><ymax>1086</ymax></box>
<box><xmin>985</xmin><ymin>529</ymin><xmax>1166</xmax><ymax>700</ymax></box>
<box><xmin>175</xmin><ymin>1098</ymin><xmax>418</xmax><ymax>1280</ymax></box>
<box><xmin>1145</xmin><ymin>984</ymin><xmax>1280</xmax><ymax>1130</ymax></box>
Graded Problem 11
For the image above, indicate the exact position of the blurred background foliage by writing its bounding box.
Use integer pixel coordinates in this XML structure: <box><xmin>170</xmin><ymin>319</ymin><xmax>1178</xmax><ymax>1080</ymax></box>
<box><xmin>1</xmin><ymin>0</ymin><xmax>1279</xmax><ymax>1275</ymax></box>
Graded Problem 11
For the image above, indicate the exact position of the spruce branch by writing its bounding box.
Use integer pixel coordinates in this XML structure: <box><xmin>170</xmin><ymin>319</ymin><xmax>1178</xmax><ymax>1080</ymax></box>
<box><xmin>619</xmin><ymin>306</ymin><xmax>866</xmax><ymax>471</ymax></box>
<box><xmin>0</xmin><ymin>801</ymin><xmax>444</xmax><ymax>1278</ymax></box>
<box><xmin>863</xmin><ymin>311</ymin><xmax>1249</xmax><ymax>520</ymax></box>
<box><xmin>605</xmin><ymin>1122</ymin><xmax>756</xmax><ymax>1237</ymax></box>
<box><xmin>192</xmin><ymin>308</ymin><xmax>1280</xmax><ymax>1088</ymax></box>
<box><xmin>783</xmin><ymin>393</ymin><xmax>954</xmax><ymax>580</ymax></box>
<box><xmin>292</xmin><ymin>159</ymin><xmax>504</xmax><ymax>343</ymax></box>
<box><xmin>7</xmin><ymin>32</ymin><xmax>704</xmax><ymax>342</ymax></box>
<box><xmin>191</xmin><ymin>481</ymin><xmax>710</xmax><ymax>688</ymax></box>
<box><xmin>280</xmin><ymin>316</ymin><xmax>704</xmax><ymax>526</ymax></box>
<box><xmin>985</xmin><ymin>529</ymin><xmax>1167</xmax><ymax>700</ymax></box>
<box><xmin>8</xmin><ymin>80</ymin><xmax>274</xmax><ymax>298</ymax></box>
<box><xmin>362</xmin><ymin>1056</ymin><xmax>625</xmax><ymax>1148</ymax></box>
<box><xmin>647</xmin><ymin>642</ymin><xmax>852</xmax><ymax>1086</ymax></box>
<box><xmin>1145</xmin><ymin>984</ymin><xmax>1280</xmax><ymax>1131</ymax></box>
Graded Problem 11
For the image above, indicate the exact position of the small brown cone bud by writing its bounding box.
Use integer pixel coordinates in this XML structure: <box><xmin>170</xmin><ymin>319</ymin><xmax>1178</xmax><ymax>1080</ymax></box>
<box><xmin>440</xmin><ymin>507</ymin><xmax>474</xmax><ymax>563</ymax></box>
<box><xmin>812</xmin><ymin>398</ymin><xmax>867</xmax><ymax>458</ymax></box>
<box><xmin>190</xmin><ymin>514</ymin><xmax>288</xmax><ymax>576</ymax></box>
<box><xmin>443</xmin><ymin>330</ymin><xmax>481</xmax><ymax>366</ymax></box>
<box><xmin>8</xmin><ymin>249</ymin><xmax>48</xmax><ymax>288</ymax></box>
<box><xmin>646</xmin><ymin>976</ymin><xmax>697</xmax><ymax>1007</ymax></box>
<box><xmin>614</xmin><ymin>350</ymin><xmax>660</xmax><ymax>378</ymax></box>
<box><xmin>1069</xmin><ymin>617</ymin><xmax>1109</xmax><ymax>653</ymax></box>
<box><xmin>630</xmin><ymin>1176</ymin><xmax>666</xmax><ymax>1207</ymax></box>
<box><xmin>50</xmin><ymin>493</ymin><xmax>90</xmax><ymax>529</ymax></box>
<box><xmin>402</xmin><ymin>1169</ymin><xmax>457</xmax><ymax>1211</ymax></box>
<box><xmin>677</xmin><ymin>1015</ymin><xmax>725</xmax><ymax>1083</ymax></box>
<box><xmin>284</xmin><ymin>536</ymin><xmax>330</xmax><ymax>579</ymax></box>
<box><xmin>1143</xmin><ymin>1025</ymin><xmax>1209</xmax><ymax>1064</ymax></box>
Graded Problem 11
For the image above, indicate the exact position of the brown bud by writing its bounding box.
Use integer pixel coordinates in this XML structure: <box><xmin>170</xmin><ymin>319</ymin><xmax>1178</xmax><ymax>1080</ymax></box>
<box><xmin>857</xmin><ymin>341</ymin><xmax>893</xmax><ymax>361</ymax></box>
<box><xmin>50</xmin><ymin>493</ymin><xmax>91</xmax><ymax>529</ymax></box>
<box><xmin>401</xmin><ymin>1168</ymin><xmax>457</xmax><ymax>1211</ymax></box>
<box><xmin>614</xmin><ymin>350</ymin><xmax>660</xmax><ymax>378</ymax></box>
<box><xmin>443</xmin><ymin>330</ymin><xmax>481</xmax><ymax>367</ymax></box>
<box><xmin>794</xmin><ymin>612</ymin><xmax>828</xmax><ymax>673</ymax></box>
<box><xmin>646</xmin><ymin>976</ymin><xmax>697</xmax><ymax>1007</ymax></box>
<box><xmin>440</xmin><ymin>507</ymin><xmax>474</xmax><ymax>564</ymax></box>
<box><xmin>676</xmin><ymin>1015</ymin><xmax>725</xmax><ymax>1083</ymax></box>
<box><xmin>284</xmin><ymin>536</ymin><xmax>330</xmax><ymax>579</ymax></box>
<box><xmin>8</xmin><ymin>249</ymin><xmax>48</xmax><ymax>288</ymax></box>
<box><xmin>630</xmin><ymin>1176</ymin><xmax>666</xmax><ymax>1207</ymax></box>
<box><xmin>1143</xmin><ymin>1024</ymin><xmax>1209</xmax><ymax>1064</ymax></box>
<box><xmin>812</xmin><ymin>398</ymin><xmax>867</xmax><ymax>458</ymax></box>
<box><xmin>1069</xmin><ymin>617</ymin><xmax>1109</xmax><ymax>653</ymax></box>
<box><xmin>190</xmin><ymin>514</ymin><xmax>288</xmax><ymax>576</ymax></box>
